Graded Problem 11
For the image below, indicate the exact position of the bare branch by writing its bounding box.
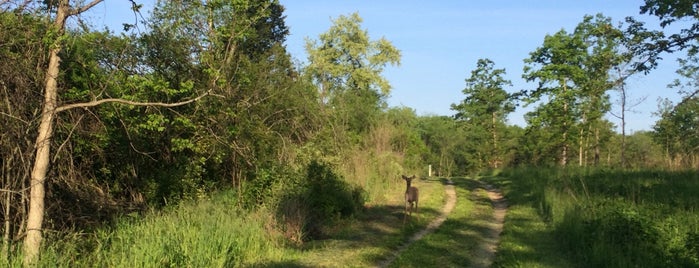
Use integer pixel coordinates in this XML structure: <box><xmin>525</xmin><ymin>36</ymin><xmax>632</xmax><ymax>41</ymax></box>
<box><xmin>118</xmin><ymin>118</ymin><xmax>157</xmax><ymax>161</ymax></box>
<box><xmin>676</xmin><ymin>89</ymin><xmax>699</xmax><ymax>108</ymax></box>
<box><xmin>68</xmin><ymin>0</ymin><xmax>103</xmax><ymax>16</ymax></box>
<box><xmin>52</xmin><ymin>114</ymin><xmax>84</xmax><ymax>163</ymax></box>
<box><xmin>55</xmin><ymin>90</ymin><xmax>212</xmax><ymax>113</ymax></box>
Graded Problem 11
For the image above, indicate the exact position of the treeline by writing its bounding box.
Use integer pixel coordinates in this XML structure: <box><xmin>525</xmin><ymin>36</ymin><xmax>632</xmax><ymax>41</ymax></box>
<box><xmin>1</xmin><ymin>0</ymin><xmax>698</xmax><ymax>265</ymax></box>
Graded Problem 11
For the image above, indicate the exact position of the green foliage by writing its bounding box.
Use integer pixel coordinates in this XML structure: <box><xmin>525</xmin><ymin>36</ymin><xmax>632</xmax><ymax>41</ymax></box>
<box><xmin>305</xmin><ymin>12</ymin><xmax>401</xmax><ymax>135</ymax></box>
<box><xmin>654</xmin><ymin>52</ymin><xmax>699</xmax><ymax>168</ymax></box>
<box><xmin>523</xmin><ymin>14</ymin><xmax>624</xmax><ymax>166</ymax></box>
<box><xmin>559</xmin><ymin>199</ymin><xmax>699</xmax><ymax>267</ymax></box>
<box><xmin>640</xmin><ymin>0</ymin><xmax>699</xmax><ymax>62</ymax></box>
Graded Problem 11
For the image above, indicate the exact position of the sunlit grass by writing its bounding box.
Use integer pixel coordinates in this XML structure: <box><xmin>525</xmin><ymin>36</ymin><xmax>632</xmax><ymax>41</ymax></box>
<box><xmin>291</xmin><ymin>176</ymin><xmax>446</xmax><ymax>267</ymax></box>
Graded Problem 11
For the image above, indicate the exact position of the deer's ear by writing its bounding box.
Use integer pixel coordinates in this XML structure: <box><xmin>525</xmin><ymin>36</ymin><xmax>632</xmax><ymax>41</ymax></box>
<box><xmin>410</xmin><ymin>175</ymin><xmax>416</xmax><ymax>179</ymax></box>
<box><xmin>401</xmin><ymin>175</ymin><xmax>409</xmax><ymax>180</ymax></box>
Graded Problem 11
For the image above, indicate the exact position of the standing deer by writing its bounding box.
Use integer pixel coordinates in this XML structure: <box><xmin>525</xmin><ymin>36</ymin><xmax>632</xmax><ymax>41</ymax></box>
<box><xmin>402</xmin><ymin>175</ymin><xmax>419</xmax><ymax>224</ymax></box>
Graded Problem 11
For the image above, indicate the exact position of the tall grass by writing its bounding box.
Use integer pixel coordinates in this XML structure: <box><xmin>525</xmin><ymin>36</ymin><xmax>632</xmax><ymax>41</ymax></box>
<box><xmin>488</xmin><ymin>167</ymin><xmax>699</xmax><ymax>267</ymax></box>
<box><xmin>34</xmin><ymin>190</ymin><xmax>295</xmax><ymax>267</ymax></box>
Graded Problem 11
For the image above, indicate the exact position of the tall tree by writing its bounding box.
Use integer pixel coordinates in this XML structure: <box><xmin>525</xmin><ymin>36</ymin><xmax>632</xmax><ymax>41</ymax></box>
<box><xmin>605</xmin><ymin>17</ymin><xmax>667</xmax><ymax>166</ymax></box>
<box><xmin>305</xmin><ymin>12</ymin><xmax>401</xmax><ymax>136</ymax></box>
<box><xmin>523</xmin><ymin>14</ymin><xmax>625</xmax><ymax>166</ymax></box>
<box><xmin>574</xmin><ymin>14</ymin><xmax>624</xmax><ymax>166</ymax></box>
<box><xmin>523</xmin><ymin>29</ymin><xmax>586</xmax><ymax>166</ymax></box>
<box><xmin>451</xmin><ymin>58</ymin><xmax>515</xmax><ymax>168</ymax></box>
<box><xmin>653</xmin><ymin>50</ymin><xmax>699</xmax><ymax>168</ymax></box>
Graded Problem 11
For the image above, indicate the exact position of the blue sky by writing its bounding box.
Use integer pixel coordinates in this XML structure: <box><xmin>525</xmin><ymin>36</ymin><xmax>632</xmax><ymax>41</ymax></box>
<box><xmin>88</xmin><ymin>0</ymin><xmax>691</xmax><ymax>132</ymax></box>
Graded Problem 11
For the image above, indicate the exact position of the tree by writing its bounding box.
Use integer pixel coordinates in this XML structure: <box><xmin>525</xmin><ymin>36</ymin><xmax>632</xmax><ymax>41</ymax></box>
<box><xmin>653</xmin><ymin>97</ymin><xmax>699</xmax><ymax>168</ymax></box>
<box><xmin>523</xmin><ymin>28</ymin><xmax>586</xmax><ymax>166</ymax></box>
<box><xmin>451</xmin><ymin>58</ymin><xmax>515</xmax><ymax>169</ymax></box>
<box><xmin>305</xmin><ymin>12</ymin><xmax>401</xmax><ymax>136</ymax></box>
<box><xmin>640</xmin><ymin>0</ymin><xmax>699</xmax><ymax>58</ymax></box>
<box><xmin>21</xmin><ymin>1</ymin><xmax>212</xmax><ymax>264</ymax></box>
<box><xmin>653</xmin><ymin>51</ymin><xmax>699</xmax><ymax>168</ymax></box>
<box><xmin>574</xmin><ymin>14</ymin><xmax>625</xmax><ymax>166</ymax></box>
<box><xmin>523</xmin><ymin>14</ymin><xmax>625</xmax><ymax>167</ymax></box>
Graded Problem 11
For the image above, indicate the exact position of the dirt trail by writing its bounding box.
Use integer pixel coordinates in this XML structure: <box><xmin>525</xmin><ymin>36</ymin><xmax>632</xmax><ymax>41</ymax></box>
<box><xmin>471</xmin><ymin>183</ymin><xmax>508</xmax><ymax>268</ymax></box>
<box><xmin>377</xmin><ymin>179</ymin><xmax>457</xmax><ymax>267</ymax></box>
<box><xmin>378</xmin><ymin>180</ymin><xmax>507</xmax><ymax>268</ymax></box>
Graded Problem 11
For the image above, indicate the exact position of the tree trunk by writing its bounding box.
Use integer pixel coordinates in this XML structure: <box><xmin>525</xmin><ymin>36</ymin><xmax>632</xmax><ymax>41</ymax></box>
<box><xmin>560</xmin><ymin>81</ymin><xmax>568</xmax><ymax>166</ymax></box>
<box><xmin>594</xmin><ymin>128</ymin><xmax>600</xmax><ymax>165</ymax></box>
<box><xmin>492</xmin><ymin>111</ymin><xmax>499</xmax><ymax>169</ymax></box>
<box><xmin>578</xmin><ymin>128</ymin><xmax>584</xmax><ymax>167</ymax></box>
<box><xmin>620</xmin><ymin>83</ymin><xmax>627</xmax><ymax>168</ymax></box>
<box><xmin>2</xmin><ymin>188</ymin><xmax>10</xmax><ymax>261</ymax></box>
<box><xmin>23</xmin><ymin>1</ymin><xmax>70</xmax><ymax>265</ymax></box>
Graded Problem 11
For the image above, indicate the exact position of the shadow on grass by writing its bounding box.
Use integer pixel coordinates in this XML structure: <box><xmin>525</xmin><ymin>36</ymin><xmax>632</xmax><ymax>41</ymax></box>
<box><xmin>261</xmin><ymin>176</ymin><xmax>447</xmax><ymax>267</ymax></box>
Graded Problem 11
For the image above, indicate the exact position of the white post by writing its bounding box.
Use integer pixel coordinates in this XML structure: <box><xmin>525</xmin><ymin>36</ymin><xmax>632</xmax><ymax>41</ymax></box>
<box><xmin>428</xmin><ymin>165</ymin><xmax>432</xmax><ymax>177</ymax></box>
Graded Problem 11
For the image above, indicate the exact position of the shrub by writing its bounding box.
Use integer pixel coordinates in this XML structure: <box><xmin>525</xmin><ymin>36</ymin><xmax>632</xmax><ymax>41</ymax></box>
<box><xmin>276</xmin><ymin>160</ymin><xmax>366</xmax><ymax>241</ymax></box>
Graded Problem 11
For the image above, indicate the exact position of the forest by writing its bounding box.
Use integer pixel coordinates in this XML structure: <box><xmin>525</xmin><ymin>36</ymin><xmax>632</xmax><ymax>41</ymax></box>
<box><xmin>1</xmin><ymin>0</ymin><xmax>698</xmax><ymax>267</ymax></box>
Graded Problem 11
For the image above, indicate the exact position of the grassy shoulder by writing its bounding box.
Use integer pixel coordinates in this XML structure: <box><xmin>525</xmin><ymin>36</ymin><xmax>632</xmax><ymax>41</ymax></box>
<box><xmin>483</xmin><ymin>174</ymin><xmax>574</xmax><ymax>268</ymax></box>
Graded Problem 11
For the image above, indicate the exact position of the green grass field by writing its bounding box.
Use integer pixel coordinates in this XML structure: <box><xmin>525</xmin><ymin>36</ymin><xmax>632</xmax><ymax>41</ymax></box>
<box><xmin>484</xmin><ymin>168</ymin><xmax>699</xmax><ymax>268</ymax></box>
<box><xmin>11</xmin><ymin>168</ymin><xmax>698</xmax><ymax>267</ymax></box>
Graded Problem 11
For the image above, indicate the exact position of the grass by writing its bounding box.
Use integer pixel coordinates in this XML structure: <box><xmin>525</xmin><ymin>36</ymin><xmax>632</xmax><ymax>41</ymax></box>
<box><xmin>483</xmin><ymin>167</ymin><xmax>699</xmax><ymax>268</ymax></box>
<box><xmin>389</xmin><ymin>176</ymin><xmax>571</xmax><ymax>267</ymax></box>
<box><xmin>34</xmin><ymin>191</ymin><xmax>297</xmax><ymax>267</ymax></box>
<box><xmin>23</xmin><ymin>175</ymin><xmax>446</xmax><ymax>267</ymax></box>
<box><xmin>17</xmin><ymin>167</ymin><xmax>698</xmax><ymax>267</ymax></box>
<box><xmin>287</xmin><ymin>176</ymin><xmax>446</xmax><ymax>267</ymax></box>
<box><xmin>388</xmin><ymin>177</ymin><xmax>481</xmax><ymax>267</ymax></box>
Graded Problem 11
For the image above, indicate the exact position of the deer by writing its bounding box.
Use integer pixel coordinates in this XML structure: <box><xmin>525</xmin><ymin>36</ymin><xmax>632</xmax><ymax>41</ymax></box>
<box><xmin>402</xmin><ymin>175</ymin><xmax>419</xmax><ymax>224</ymax></box>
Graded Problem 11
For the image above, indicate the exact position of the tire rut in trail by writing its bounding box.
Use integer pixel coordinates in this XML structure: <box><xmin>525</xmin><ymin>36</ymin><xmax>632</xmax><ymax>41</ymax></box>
<box><xmin>471</xmin><ymin>182</ymin><xmax>508</xmax><ymax>268</ymax></box>
<box><xmin>377</xmin><ymin>179</ymin><xmax>457</xmax><ymax>268</ymax></box>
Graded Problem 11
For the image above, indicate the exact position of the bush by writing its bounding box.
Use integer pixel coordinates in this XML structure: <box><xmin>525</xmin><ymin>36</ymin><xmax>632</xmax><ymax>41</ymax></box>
<box><xmin>276</xmin><ymin>160</ymin><xmax>366</xmax><ymax>241</ymax></box>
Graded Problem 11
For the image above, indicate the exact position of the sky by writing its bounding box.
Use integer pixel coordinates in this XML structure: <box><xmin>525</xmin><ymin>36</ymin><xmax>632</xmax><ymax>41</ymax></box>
<box><xmin>86</xmin><ymin>0</ymin><xmax>693</xmax><ymax>133</ymax></box>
